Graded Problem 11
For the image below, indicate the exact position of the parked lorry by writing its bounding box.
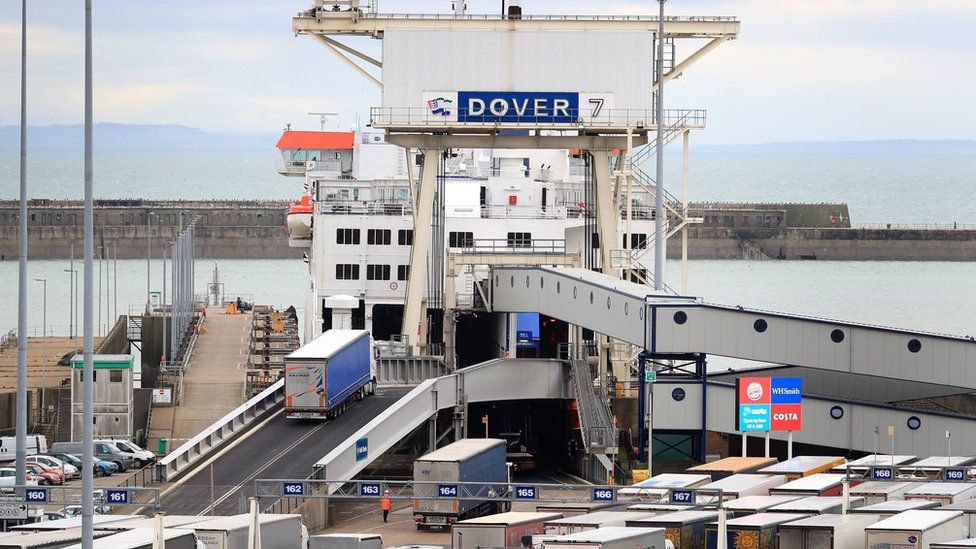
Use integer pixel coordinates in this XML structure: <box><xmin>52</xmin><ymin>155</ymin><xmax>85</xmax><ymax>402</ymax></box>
<box><xmin>177</xmin><ymin>513</ymin><xmax>303</xmax><ymax>549</ymax></box>
<box><xmin>284</xmin><ymin>330</ymin><xmax>376</xmax><ymax>419</ymax></box>
<box><xmin>452</xmin><ymin>511</ymin><xmax>561</xmax><ymax>548</ymax></box>
<box><xmin>413</xmin><ymin>438</ymin><xmax>509</xmax><ymax>530</ymax></box>
<box><xmin>864</xmin><ymin>510</ymin><xmax>967</xmax><ymax>549</ymax></box>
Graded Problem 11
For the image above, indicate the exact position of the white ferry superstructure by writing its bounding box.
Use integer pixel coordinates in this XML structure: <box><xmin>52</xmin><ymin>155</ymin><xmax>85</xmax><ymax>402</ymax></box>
<box><xmin>278</xmin><ymin>128</ymin><xmax>660</xmax><ymax>348</ymax></box>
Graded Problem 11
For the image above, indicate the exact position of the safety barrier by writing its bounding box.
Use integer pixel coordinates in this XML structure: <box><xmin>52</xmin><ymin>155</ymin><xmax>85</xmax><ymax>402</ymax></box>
<box><xmin>155</xmin><ymin>378</ymin><xmax>284</xmax><ymax>482</ymax></box>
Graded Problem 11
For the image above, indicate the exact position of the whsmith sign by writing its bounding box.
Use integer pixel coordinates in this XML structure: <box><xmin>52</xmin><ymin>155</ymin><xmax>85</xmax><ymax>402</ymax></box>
<box><xmin>735</xmin><ymin>377</ymin><xmax>803</xmax><ymax>432</ymax></box>
<box><xmin>423</xmin><ymin>91</ymin><xmax>615</xmax><ymax>124</ymax></box>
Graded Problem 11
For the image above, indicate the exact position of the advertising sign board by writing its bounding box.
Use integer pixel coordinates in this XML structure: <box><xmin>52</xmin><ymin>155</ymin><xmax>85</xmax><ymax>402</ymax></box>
<box><xmin>735</xmin><ymin>377</ymin><xmax>802</xmax><ymax>432</ymax></box>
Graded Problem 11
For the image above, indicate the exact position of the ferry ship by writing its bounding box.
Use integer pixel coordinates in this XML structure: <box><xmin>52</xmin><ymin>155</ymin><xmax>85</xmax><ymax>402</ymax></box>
<box><xmin>278</xmin><ymin>127</ymin><xmax>662</xmax><ymax>365</ymax></box>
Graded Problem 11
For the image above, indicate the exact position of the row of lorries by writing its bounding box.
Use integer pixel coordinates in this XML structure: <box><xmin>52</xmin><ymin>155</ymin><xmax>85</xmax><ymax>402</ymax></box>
<box><xmin>427</xmin><ymin>453</ymin><xmax>976</xmax><ymax>548</ymax></box>
<box><xmin>0</xmin><ymin>435</ymin><xmax>157</xmax><ymax>486</ymax></box>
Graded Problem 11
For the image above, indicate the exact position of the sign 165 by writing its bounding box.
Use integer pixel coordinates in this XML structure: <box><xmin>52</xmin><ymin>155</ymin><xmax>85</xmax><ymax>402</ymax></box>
<box><xmin>514</xmin><ymin>486</ymin><xmax>537</xmax><ymax>500</ymax></box>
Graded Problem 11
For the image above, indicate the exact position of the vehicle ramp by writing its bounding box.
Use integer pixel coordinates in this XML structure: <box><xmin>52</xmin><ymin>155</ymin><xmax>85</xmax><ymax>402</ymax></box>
<box><xmin>490</xmin><ymin>266</ymin><xmax>976</xmax><ymax>389</ymax></box>
<box><xmin>311</xmin><ymin>359</ymin><xmax>571</xmax><ymax>487</ymax></box>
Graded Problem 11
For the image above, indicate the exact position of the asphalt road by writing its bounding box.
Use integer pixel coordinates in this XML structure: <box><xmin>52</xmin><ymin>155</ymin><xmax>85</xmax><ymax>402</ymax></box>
<box><xmin>159</xmin><ymin>387</ymin><xmax>409</xmax><ymax>515</ymax></box>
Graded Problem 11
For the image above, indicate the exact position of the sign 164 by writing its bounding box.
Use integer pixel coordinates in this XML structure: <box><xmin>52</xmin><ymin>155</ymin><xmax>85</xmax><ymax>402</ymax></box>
<box><xmin>438</xmin><ymin>484</ymin><xmax>458</xmax><ymax>498</ymax></box>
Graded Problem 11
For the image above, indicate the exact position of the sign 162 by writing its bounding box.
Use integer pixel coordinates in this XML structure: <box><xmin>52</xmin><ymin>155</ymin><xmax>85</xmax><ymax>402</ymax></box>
<box><xmin>283</xmin><ymin>482</ymin><xmax>305</xmax><ymax>496</ymax></box>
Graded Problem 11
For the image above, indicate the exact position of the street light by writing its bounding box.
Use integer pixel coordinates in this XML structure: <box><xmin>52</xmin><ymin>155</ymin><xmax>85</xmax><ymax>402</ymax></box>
<box><xmin>147</xmin><ymin>212</ymin><xmax>156</xmax><ymax>314</ymax></box>
<box><xmin>33</xmin><ymin>278</ymin><xmax>46</xmax><ymax>417</ymax></box>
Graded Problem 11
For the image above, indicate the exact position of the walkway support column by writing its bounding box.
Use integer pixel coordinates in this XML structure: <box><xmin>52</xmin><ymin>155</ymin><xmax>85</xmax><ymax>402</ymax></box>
<box><xmin>402</xmin><ymin>148</ymin><xmax>442</xmax><ymax>353</ymax></box>
<box><xmin>591</xmin><ymin>152</ymin><xmax>616</xmax><ymax>276</ymax></box>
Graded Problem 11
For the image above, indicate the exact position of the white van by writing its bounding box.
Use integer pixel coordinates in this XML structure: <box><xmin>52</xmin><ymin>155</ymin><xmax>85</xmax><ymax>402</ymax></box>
<box><xmin>0</xmin><ymin>435</ymin><xmax>48</xmax><ymax>462</ymax></box>
<box><xmin>98</xmin><ymin>440</ymin><xmax>155</xmax><ymax>468</ymax></box>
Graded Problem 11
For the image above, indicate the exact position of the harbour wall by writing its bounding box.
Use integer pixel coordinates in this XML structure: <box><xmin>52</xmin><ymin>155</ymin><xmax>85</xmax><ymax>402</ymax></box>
<box><xmin>1</xmin><ymin>200</ymin><xmax>974</xmax><ymax>261</ymax></box>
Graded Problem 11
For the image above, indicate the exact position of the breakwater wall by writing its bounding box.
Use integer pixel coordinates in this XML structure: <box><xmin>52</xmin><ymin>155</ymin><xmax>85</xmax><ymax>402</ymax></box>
<box><xmin>1</xmin><ymin>200</ymin><xmax>973</xmax><ymax>261</ymax></box>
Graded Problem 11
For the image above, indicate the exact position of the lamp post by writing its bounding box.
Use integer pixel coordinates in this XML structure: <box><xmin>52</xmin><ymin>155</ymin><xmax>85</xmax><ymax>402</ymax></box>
<box><xmin>147</xmin><ymin>212</ymin><xmax>155</xmax><ymax>314</ymax></box>
<box><xmin>33</xmin><ymin>278</ymin><xmax>46</xmax><ymax>416</ymax></box>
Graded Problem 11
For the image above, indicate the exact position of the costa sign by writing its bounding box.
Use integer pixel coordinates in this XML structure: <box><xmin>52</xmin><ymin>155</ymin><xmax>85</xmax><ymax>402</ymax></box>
<box><xmin>735</xmin><ymin>377</ymin><xmax>802</xmax><ymax>432</ymax></box>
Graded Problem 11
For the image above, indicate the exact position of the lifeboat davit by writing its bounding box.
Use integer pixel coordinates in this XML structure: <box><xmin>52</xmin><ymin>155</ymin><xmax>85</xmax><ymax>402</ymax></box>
<box><xmin>286</xmin><ymin>195</ymin><xmax>313</xmax><ymax>244</ymax></box>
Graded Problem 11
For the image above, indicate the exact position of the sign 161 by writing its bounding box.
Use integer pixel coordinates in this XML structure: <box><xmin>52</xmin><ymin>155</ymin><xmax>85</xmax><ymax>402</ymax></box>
<box><xmin>106</xmin><ymin>490</ymin><xmax>129</xmax><ymax>504</ymax></box>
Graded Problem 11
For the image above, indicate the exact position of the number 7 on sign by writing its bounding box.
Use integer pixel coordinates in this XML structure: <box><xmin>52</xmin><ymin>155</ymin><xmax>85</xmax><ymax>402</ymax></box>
<box><xmin>588</xmin><ymin>99</ymin><xmax>605</xmax><ymax>118</ymax></box>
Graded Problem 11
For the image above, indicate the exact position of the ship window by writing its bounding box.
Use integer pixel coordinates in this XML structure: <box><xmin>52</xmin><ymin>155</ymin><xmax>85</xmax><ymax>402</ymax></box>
<box><xmin>335</xmin><ymin>264</ymin><xmax>360</xmax><ymax>280</ymax></box>
<box><xmin>507</xmin><ymin>232</ymin><xmax>532</xmax><ymax>248</ymax></box>
<box><xmin>367</xmin><ymin>229</ymin><xmax>391</xmax><ymax>245</ymax></box>
<box><xmin>398</xmin><ymin>229</ymin><xmax>413</xmax><ymax>246</ymax></box>
<box><xmin>110</xmin><ymin>370</ymin><xmax>123</xmax><ymax>383</ymax></box>
<box><xmin>622</xmin><ymin>233</ymin><xmax>648</xmax><ymax>249</ymax></box>
<box><xmin>367</xmin><ymin>265</ymin><xmax>391</xmax><ymax>281</ymax></box>
<box><xmin>449</xmin><ymin>232</ymin><xmax>474</xmax><ymax>248</ymax></box>
<box><xmin>397</xmin><ymin>265</ymin><xmax>410</xmax><ymax>281</ymax></box>
<box><xmin>336</xmin><ymin>228</ymin><xmax>360</xmax><ymax>245</ymax></box>
<box><xmin>591</xmin><ymin>233</ymin><xmax>600</xmax><ymax>249</ymax></box>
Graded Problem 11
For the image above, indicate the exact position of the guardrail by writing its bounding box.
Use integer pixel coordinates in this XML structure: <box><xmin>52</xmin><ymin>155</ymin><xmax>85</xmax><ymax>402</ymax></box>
<box><xmin>371</xmin><ymin>107</ymin><xmax>707</xmax><ymax>129</ymax></box>
<box><xmin>155</xmin><ymin>378</ymin><xmax>285</xmax><ymax>482</ymax></box>
<box><xmin>844</xmin><ymin>464</ymin><xmax>976</xmax><ymax>482</ymax></box>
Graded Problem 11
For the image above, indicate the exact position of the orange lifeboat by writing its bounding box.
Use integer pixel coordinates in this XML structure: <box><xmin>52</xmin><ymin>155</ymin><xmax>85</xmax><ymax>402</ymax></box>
<box><xmin>286</xmin><ymin>195</ymin><xmax>313</xmax><ymax>243</ymax></box>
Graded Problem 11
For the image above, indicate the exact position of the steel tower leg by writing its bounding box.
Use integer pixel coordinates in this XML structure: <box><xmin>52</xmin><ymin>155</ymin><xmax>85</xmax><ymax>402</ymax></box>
<box><xmin>591</xmin><ymin>152</ymin><xmax>616</xmax><ymax>276</ymax></box>
<box><xmin>82</xmin><ymin>0</ymin><xmax>95</xmax><ymax>546</ymax></box>
<box><xmin>15</xmin><ymin>0</ymin><xmax>28</xmax><ymax>488</ymax></box>
<box><xmin>402</xmin><ymin>148</ymin><xmax>442</xmax><ymax>353</ymax></box>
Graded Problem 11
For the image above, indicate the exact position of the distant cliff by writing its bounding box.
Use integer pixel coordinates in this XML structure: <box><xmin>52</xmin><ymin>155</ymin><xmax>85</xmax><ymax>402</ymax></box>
<box><xmin>0</xmin><ymin>123</ymin><xmax>279</xmax><ymax>149</ymax></box>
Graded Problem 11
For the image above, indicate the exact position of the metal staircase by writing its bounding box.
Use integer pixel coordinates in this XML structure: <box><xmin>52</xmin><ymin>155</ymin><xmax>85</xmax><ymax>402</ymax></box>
<box><xmin>566</xmin><ymin>355</ymin><xmax>616</xmax><ymax>453</ymax></box>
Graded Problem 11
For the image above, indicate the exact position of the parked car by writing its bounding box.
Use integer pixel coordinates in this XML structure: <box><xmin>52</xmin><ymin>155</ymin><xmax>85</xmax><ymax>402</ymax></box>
<box><xmin>100</xmin><ymin>439</ymin><xmax>156</xmax><ymax>467</ymax></box>
<box><xmin>61</xmin><ymin>490</ymin><xmax>109</xmax><ymax>515</ymax></box>
<box><xmin>0</xmin><ymin>466</ymin><xmax>39</xmax><ymax>488</ymax></box>
<box><xmin>50</xmin><ymin>441</ymin><xmax>134</xmax><ymax>472</ymax></box>
<box><xmin>28</xmin><ymin>454</ymin><xmax>80</xmax><ymax>479</ymax></box>
<box><xmin>26</xmin><ymin>463</ymin><xmax>64</xmax><ymax>485</ymax></box>
<box><xmin>49</xmin><ymin>452</ymin><xmax>116</xmax><ymax>477</ymax></box>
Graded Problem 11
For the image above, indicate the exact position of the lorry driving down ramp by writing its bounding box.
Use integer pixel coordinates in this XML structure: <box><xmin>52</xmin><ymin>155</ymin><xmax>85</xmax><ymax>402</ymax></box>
<box><xmin>285</xmin><ymin>330</ymin><xmax>376</xmax><ymax>419</ymax></box>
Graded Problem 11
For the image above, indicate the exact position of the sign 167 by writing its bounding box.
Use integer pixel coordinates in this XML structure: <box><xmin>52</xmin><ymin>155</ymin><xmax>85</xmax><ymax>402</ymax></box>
<box><xmin>670</xmin><ymin>489</ymin><xmax>694</xmax><ymax>504</ymax></box>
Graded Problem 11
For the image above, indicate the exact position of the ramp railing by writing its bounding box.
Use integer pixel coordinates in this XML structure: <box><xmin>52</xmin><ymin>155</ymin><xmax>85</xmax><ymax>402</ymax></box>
<box><xmin>155</xmin><ymin>378</ymin><xmax>285</xmax><ymax>482</ymax></box>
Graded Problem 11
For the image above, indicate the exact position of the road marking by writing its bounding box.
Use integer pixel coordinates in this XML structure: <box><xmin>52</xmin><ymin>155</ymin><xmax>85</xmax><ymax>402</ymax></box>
<box><xmin>198</xmin><ymin>419</ymin><xmax>330</xmax><ymax>515</ymax></box>
<box><xmin>153</xmin><ymin>408</ymin><xmax>284</xmax><ymax>508</ymax></box>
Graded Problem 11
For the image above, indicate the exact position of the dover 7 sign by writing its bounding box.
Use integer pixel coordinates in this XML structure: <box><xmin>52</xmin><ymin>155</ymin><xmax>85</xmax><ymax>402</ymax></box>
<box><xmin>735</xmin><ymin>377</ymin><xmax>802</xmax><ymax>432</ymax></box>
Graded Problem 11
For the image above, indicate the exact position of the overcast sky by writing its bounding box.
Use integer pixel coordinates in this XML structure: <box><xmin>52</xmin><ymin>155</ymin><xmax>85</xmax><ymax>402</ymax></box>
<box><xmin>1</xmin><ymin>0</ymin><xmax>974</xmax><ymax>144</ymax></box>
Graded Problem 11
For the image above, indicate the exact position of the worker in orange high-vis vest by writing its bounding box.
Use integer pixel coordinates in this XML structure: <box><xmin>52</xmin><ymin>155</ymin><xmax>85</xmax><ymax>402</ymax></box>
<box><xmin>380</xmin><ymin>491</ymin><xmax>392</xmax><ymax>522</ymax></box>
